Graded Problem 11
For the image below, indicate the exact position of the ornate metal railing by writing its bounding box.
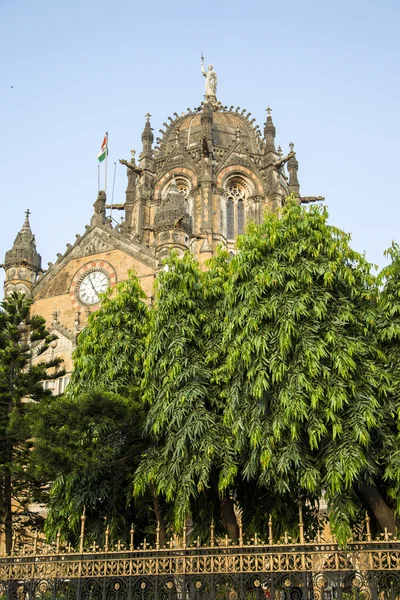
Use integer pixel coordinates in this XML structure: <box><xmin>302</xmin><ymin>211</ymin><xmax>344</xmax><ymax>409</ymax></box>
<box><xmin>1</xmin><ymin>514</ymin><xmax>399</xmax><ymax>600</ymax></box>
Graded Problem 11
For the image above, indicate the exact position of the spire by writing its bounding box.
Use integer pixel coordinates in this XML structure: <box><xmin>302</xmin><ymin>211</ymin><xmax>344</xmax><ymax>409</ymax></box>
<box><xmin>264</xmin><ymin>107</ymin><xmax>276</xmax><ymax>152</ymax></box>
<box><xmin>287</xmin><ymin>142</ymin><xmax>300</xmax><ymax>197</ymax></box>
<box><xmin>140</xmin><ymin>113</ymin><xmax>155</xmax><ymax>176</ymax></box>
<box><xmin>4</xmin><ymin>210</ymin><xmax>42</xmax><ymax>272</ymax></box>
<box><xmin>142</xmin><ymin>113</ymin><xmax>154</xmax><ymax>146</ymax></box>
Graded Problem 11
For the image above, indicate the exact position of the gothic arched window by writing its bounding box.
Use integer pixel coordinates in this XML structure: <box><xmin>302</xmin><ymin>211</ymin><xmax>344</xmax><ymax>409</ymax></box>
<box><xmin>224</xmin><ymin>176</ymin><xmax>250</xmax><ymax>239</ymax></box>
<box><xmin>227</xmin><ymin>198</ymin><xmax>234</xmax><ymax>239</ymax></box>
<box><xmin>237</xmin><ymin>199</ymin><xmax>244</xmax><ymax>235</ymax></box>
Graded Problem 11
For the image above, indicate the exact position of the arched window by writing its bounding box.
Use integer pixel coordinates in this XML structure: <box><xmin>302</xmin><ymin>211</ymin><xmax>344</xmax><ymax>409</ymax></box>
<box><xmin>237</xmin><ymin>199</ymin><xmax>244</xmax><ymax>235</ymax></box>
<box><xmin>224</xmin><ymin>176</ymin><xmax>250</xmax><ymax>239</ymax></box>
<box><xmin>226</xmin><ymin>198</ymin><xmax>234</xmax><ymax>239</ymax></box>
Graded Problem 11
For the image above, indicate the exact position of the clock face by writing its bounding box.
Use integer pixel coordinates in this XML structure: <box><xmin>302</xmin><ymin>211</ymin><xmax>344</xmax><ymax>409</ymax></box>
<box><xmin>78</xmin><ymin>270</ymin><xmax>109</xmax><ymax>305</ymax></box>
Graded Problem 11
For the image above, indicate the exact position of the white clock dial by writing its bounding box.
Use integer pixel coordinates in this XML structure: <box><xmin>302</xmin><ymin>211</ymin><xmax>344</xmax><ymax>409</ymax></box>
<box><xmin>78</xmin><ymin>270</ymin><xmax>109</xmax><ymax>305</ymax></box>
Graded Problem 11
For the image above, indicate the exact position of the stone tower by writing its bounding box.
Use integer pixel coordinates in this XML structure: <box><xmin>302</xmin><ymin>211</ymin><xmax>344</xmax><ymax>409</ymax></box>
<box><xmin>115</xmin><ymin>61</ymin><xmax>309</xmax><ymax>266</ymax></box>
<box><xmin>3</xmin><ymin>210</ymin><xmax>42</xmax><ymax>298</ymax></box>
<box><xmin>1</xmin><ymin>61</ymin><xmax>322</xmax><ymax>384</ymax></box>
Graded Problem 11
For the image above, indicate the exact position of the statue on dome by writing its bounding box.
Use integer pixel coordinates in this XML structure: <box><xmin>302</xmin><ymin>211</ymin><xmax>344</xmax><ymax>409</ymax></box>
<box><xmin>201</xmin><ymin>54</ymin><xmax>217</xmax><ymax>98</ymax></box>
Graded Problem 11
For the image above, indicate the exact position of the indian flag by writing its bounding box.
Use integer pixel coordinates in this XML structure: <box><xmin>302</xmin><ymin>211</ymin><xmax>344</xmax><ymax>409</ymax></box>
<box><xmin>97</xmin><ymin>133</ymin><xmax>108</xmax><ymax>163</ymax></box>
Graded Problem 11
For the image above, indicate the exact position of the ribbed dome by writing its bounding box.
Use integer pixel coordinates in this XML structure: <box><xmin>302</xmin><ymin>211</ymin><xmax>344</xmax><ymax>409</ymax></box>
<box><xmin>155</xmin><ymin>105</ymin><xmax>263</xmax><ymax>157</ymax></box>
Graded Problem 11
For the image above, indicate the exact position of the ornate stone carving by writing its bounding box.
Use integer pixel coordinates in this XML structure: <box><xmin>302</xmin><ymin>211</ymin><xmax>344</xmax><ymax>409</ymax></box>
<box><xmin>93</xmin><ymin>191</ymin><xmax>106</xmax><ymax>215</ymax></box>
<box><xmin>79</xmin><ymin>236</ymin><xmax>114</xmax><ymax>258</ymax></box>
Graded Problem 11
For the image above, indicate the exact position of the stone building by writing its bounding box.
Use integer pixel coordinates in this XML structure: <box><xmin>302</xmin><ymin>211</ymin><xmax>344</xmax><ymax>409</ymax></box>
<box><xmin>2</xmin><ymin>63</ymin><xmax>320</xmax><ymax>391</ymax></box>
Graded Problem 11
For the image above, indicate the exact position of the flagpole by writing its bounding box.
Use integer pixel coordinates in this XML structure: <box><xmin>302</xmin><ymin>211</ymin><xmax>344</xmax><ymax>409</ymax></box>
<box><xmin>97</xmin><ymin>165</ymin><xmax>100</xmax><ymax>192</ymax></box>
<box><xmin>104</xmin><ymin>131</ymin><xmax>108</xmax><ymax>194</ymax></box>
<box><xmin>111</xmin><ymin>161</ymin><xmax>117</xmax><ymax>215</ymax></box>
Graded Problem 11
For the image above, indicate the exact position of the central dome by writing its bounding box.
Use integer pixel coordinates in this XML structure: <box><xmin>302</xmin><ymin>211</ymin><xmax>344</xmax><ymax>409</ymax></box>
<box><xmin>155</xmin><ymin>104</ymin><xmax>264</xmax><ymax>157</ymax></box>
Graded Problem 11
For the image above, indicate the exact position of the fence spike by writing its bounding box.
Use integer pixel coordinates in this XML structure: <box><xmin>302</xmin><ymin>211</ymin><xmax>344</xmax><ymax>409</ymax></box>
<box><xmin>365</xmin><ymin>511</ymin><xmax>371</xmax><ymax>542</ymax></box>
<box><xmin>239</xmin><ymin>515</ymin><xmax>243</xmax><ymax>546</ymax></box>
<box><xmin>105</xmin><ymin>523</ymin><xmax>110</xmax><ymax>553</ymax></box>
<box><xmin>298</xmin><ymin>500</ymin><xmax>305</xmax><ymax>544</ymax></box>
<box><xmin>79</xmin><ymin>506</ymin><xmax>86</xmax><ymax>554</ymax></box>
<box><xmin>130</xmin><ymin>524</ymin><xmax>135</xmax><ymax>551</ymax></box>
<box><xmin>156</xmin><ymin>521</ymin><xmax>160</xmax><ymax>550</ymax></box>
<box><xmin>183</xmin><ymin>522</ymin><xmax>187</xmax><ymax>549</ymax></box>
<box><xmin>268</xmin><ymin>515</ymin><xmax>273</xmax><ymax>545</ymax></box>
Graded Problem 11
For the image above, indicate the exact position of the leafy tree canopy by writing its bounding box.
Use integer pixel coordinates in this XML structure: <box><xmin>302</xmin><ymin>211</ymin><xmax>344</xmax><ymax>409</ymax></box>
<box><xmin>67</xmin><ymin>271</ymin><xmax>149</xmax><ymax>395</ymax></box>
<box><xmin>218</xmin><ymin>200</ymin><xmax>393</xmax><ymax>543</ymax></box>
<box><xmin>31</xmin><ymin>390</ymin><xmax>150</xmax><ymax>546</ymax></box>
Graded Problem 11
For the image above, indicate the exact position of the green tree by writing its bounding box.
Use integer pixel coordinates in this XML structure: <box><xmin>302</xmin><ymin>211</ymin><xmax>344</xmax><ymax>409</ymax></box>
<box><xmin>218</xmin><ymin>200</ymin><xmax>393</xmax><ymax>543</ymax></box>
<box><xmin>134</xmin><ymin>251</ymin><xmax>240</xmax><ymax>540</ymax></box>
<box><xmin>31</xmin><ymin>270</ymin><xmax>154</xmax><ymax>546</ymax></box>
<box><xmin>31</xmin><ymin>390</ymin><xmax>151</xmax><ymax>547</ymax></box>
<box><xmin>0</xmin><ymin>292</ymin><xmax>61</xmax><ymax>553</ymax></box>
<box><xmin>67</xmin><ymin>271</ymin><xmax>149</xmax><ymax>395</ymax></box>
<box><xmin>376</xmin><ymin>242</ymin><xmax>400</xmax><ymax>529</ymax></box>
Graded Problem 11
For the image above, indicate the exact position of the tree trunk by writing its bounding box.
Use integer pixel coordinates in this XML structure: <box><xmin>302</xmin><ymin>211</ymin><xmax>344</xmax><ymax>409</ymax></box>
<box><xmin>357</xmin><ymin>482</ymin><xmax>397</xmax><ymax>534</ymax></box>
<box><xmin>4</xmin><ymin>441</ymin><xmax>12</xmax><ymax>555</ymax></box>
<box><xmin>220</xmin><ymin>494</ymin><xmax>239</xmax><ymax>541</ymax></box>
<box><xmin>152</xmin><ymin>493</ymin><xmax>167</xmax><ymax>546</ymax></box>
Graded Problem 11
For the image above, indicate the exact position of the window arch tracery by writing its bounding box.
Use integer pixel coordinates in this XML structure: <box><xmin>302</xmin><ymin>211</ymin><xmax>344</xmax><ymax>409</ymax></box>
<box><xmin>223</xmin><ymin>175</ymin><xmax>251</xmax><ymax>240</ymax></box>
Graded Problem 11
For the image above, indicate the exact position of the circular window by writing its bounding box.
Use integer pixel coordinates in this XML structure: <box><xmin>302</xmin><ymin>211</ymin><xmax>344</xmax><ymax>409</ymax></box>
<box><xmin>164</xmin><ymin>177</ymin><xmax>191</xmax><ymax>199</ymax></box>
<box><xmin>224</xmin><ymin>176</ymin><xmax>250</xmax><ymax>201</ymax></box>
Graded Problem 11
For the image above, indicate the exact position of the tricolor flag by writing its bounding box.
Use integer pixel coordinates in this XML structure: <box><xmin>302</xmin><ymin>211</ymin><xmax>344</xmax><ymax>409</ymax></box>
<box><xmin>97</xmin><ymin>133</ymin><xmax>108</xmax><ymax>163</ymax></box>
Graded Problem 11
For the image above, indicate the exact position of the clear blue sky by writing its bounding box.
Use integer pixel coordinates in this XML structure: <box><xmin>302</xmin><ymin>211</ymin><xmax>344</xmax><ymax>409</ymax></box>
<box><xmin>1</xmin><ymin>0</ymin><xmax>399</xmax><ymax>294</ymax></box>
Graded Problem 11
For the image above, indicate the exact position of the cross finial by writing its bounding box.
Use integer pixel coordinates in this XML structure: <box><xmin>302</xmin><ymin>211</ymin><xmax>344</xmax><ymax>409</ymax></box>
<box><xmin>266</xmin><ymin>107</ymin><xmax>272</xmax><ymax>116</ymax></box>
<box><xmin>145</xmin><ymin>113</ymin><xmax>152</xmax><ymax>122</ymax></box>
<box><xmin>289</xmin><ymin>141</ymin><xmax>294</xmax><ymax>152</ymax></box>
<box><xmin>277</xmin><ymin>145</ymin><xmax>282</xmax><ymax>157</ymax></box>
<box><xmin>130</xmin><ymin>149</ymin><xmax>136</xmax><ymax>163</ymax></box>
<box><xmin>25</xmin><ymin>209</ymin><xmax>31</xmax><ymax>218</ymax></box>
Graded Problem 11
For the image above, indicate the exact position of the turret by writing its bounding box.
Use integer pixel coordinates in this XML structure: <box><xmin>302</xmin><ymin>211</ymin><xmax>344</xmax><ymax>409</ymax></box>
<box><xmin>154</xmin><ymin>176</ymin><xmax>191</xmax><ymax>268</ymax></box>
<box><xmin>199</xmin><ymin>102</ymin><xmax>214</xmax><ymax>232</ymax></box>
<box><xmin>136</xmin><ymin>114</ymin><xmax>155</xmax><ymax>240</ymax></box>
<box><xmin>264</xmin><ymin>107</ymin><xmax>276</xmax><ymax>153</ymax></box>
<box><xmin>3</xmin><ymin>210</ymin><xmax>42</xmax><ymax>298</ymax></box>
<box><xmin>287</xmin><ymin>142</ymin><xmax>300</xmax><ymax>198</ymax></box>
<box><xmin>140</xmin><ymin>113</ymin><xmax>154</xmax><ymax>167</ymax></box>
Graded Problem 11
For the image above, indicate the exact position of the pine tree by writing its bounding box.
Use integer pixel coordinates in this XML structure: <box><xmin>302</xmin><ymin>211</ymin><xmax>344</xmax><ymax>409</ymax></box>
<box><xmin>218</xmin><ymin>200</ymin><xmax>392</xmax><ymax>543</ymax></box>
<box><xmin>0</xmin><ymin>292</ymin><xmax>62</xmax><ymax>553</ymax></box>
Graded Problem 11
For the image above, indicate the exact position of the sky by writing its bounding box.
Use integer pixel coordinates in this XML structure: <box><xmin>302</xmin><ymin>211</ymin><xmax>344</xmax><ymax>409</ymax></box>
<box><xmin>1</xmin><ymin>0</ymin><xmax>400</xmax><ymax>294</ymax></box>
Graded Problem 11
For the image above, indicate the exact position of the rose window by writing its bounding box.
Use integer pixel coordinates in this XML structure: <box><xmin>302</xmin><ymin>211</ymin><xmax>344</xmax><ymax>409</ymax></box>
<box><xmin>174</xmin><ymin>178</ymin><xmax>190</xmax><ymax>198</ymax></box>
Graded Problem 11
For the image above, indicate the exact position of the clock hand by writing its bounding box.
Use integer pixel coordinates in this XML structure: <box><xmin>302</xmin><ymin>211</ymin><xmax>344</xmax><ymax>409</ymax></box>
<box><xmin>88</xmin><ymin>274</ymin><xmax>98</xmax><ymax>296</ymax></box>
